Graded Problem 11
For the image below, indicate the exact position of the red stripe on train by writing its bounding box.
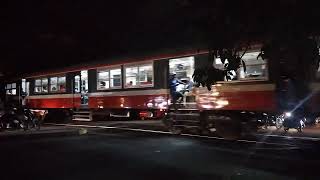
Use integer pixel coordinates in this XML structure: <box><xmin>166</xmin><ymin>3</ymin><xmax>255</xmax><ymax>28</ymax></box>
<box><xmin>89</xmin><ymin>94</ymin><xmax>169</xmax><ymax>109</ymax></box>
<box><xmin>26</xmin><ymin>98</ymin><xmax>81</xmax><ymax>109</ymax></box>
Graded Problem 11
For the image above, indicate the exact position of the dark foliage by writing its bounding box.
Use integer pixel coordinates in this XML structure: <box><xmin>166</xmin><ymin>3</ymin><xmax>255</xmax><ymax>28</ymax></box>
<box><xmin>193</xmin><ymin>46</ymin><xmax>249</xmax><ymax>90</ymax></box>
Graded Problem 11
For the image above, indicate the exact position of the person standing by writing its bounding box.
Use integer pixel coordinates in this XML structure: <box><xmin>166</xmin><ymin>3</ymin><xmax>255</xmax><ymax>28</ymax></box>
<box><xmin>169</xmin><ymin>72</ymin><xmax>185</xmax><ymax>108</ymax></box>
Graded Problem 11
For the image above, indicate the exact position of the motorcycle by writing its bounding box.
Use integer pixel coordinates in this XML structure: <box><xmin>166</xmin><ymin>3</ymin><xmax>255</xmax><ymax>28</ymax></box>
<box><xmin>257</xmin><ymin>114</ymin><xmax>277</xmax><ymax>129</ymax></box>
<box><xmin>0</xmin><ymin>107</ymin><xmax>25</xmax><ymax>130</ymax></box>
<box><xmin>23</xmin><ymin>109</ymin><xmax>40</xmax><ymax>130</ymax></box>
<box><xmin>282</xmin><ymin>112</ymin><xmax>306</xmax><ymax>132</ymax></box>
<box><xmin>0</xmin><ymin>110</ymin><xmax>4</xmax><ymax>130</ymax></box>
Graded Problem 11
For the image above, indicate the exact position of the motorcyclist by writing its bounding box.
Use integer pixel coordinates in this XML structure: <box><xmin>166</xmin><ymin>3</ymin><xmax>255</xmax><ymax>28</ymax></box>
<box><xmin>169</xmin><ymin>72</ymin><xmax>186</xmax><ymax>107</ymax></box>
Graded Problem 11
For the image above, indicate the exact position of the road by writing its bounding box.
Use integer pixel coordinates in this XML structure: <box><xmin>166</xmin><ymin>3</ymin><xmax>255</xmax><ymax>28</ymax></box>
<box><xmin>0</xmin><ymin>126</ymin><xmax>319</xmax><ymax>180</ymax></box>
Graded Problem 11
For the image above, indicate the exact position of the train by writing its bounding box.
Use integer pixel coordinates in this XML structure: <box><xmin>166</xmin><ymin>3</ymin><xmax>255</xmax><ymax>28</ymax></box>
<box><xmin>2</xmin><ymin>48</ymin><xmax>209</xmax><ymax>121</ymax></box>
<box><xmin>2</xmin><ymin>44</ymin><xmax>320</xmax><ymax>137</ymax></box>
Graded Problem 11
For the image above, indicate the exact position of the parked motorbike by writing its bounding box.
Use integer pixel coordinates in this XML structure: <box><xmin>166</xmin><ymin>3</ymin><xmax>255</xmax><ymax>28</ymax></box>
<box><xmin>0</xmin><ymin>110</ymin><xmax>4</xmax><ymax>130</ymax></box>
<box><xmin>23</xmin><ymin>109</ymin><xmax>40</xmax><ymax>130</ymax></box>
<box><xmin>0</xmin><ymin>107</ymin><xmax>25</xmax><ymax>130</ymax></box>
<box><xmin>257</xmin><ymin>114</ymin><xmax>277</xmax><ymax>129</ymax></box>
<box><xmin>0</xmin><ymin>106</ymin><xmax>41</xmax><ymax>131</ymax></box>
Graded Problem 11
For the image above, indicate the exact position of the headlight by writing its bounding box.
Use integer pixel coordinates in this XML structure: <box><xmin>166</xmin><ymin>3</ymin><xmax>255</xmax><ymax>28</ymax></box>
<box><xmin>285</xmin><ymin>112</ymin><xmax>292</xmax><ymax>118</ymax></box>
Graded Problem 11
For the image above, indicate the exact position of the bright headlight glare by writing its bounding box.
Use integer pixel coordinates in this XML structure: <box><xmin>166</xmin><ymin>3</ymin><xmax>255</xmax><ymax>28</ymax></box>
<box><xmin>285</xmin><ymin>112</ymin><xmax>292</xmax><ymax>117</ymax></box>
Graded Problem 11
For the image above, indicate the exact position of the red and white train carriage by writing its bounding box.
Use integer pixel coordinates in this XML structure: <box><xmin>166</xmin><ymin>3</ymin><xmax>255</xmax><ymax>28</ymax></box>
<box><xmin>4</xmin><ymin>49</ymin><xmax>206</xmax><ymax>121</ymax></box>
<box><xmin>3</xmin><ymin>46</ymin><xmax>320</xmax><ymax>129</ymax></box>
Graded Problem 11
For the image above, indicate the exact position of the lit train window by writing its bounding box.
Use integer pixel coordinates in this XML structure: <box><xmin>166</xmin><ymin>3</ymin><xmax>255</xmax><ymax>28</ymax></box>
<box><xmin>239</xmin><ymin>52</ymin><xmax>268</xmax><ymax>80</ymax></box>
<box><xmin>74</xmin><ymin>75</ymin><xmax>81</xmax><ymax>93</ymax></box>
<box><xmin>50</xmin><ymin>76</ymin><xmax>66</xmax><ymax>93</ymax></box>
<box><xmin>6</xmin><ymin>84</ymin><xmax>12</xmax><ymax>90</ymax></box>
<box><xmin>125</xmin><ymin>66</ymin><xmax>138</xmax><ymax>87</ymax></box>
<box><xmin>212</xmin><ymin>51</ymin><xmax>268</xmax><ymax>81</ymax></box>
<box><xmin>42</xmin><ymin>78</ymin><xmax>48</xmax><ymax>93</ymax></box>
<box><xmin>35</xmin><ymin>79</ymin><xmax>42</xmax><ymax>93</ymax></box>
<box><xmin>138</xmin><ymin>64</ymin><xmax>153</xmax><ymax>87</ymax></box>
<box><xmin>50</xmin><ymin>77</ymin><xmax>58</xmax><ymax>92</ymax></box>
<box><xmin>124</xmin><ymin>63</ymin><xmax>153</xmax><ymax>88</ymax></box>
<box><xmin>34</xmin><ymin>78</ymin><xmax>49</xmax><ymax>93</ymax></box>
<box><xmin>21</xmin><ymin>79</ymin><xmax>29</xmax><ymax>96</ymax></box>
<box><xmin>5</xmin><ymin>83</ymin><xmax>16</xmax><ymax>95</ymax></box>
<box><xmin>110</xmin><ymin>69</ymin><xmax>122</xmax><ymax>87</ymax></box>
<box><xmin>97</xmin><ymin>67</ymin><xmax>122</xmax><ymax>90</ymax></box>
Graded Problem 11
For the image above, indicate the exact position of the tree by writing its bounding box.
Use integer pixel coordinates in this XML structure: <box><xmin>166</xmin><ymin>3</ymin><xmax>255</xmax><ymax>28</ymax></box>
<box><xmin>170</xmin><ymin>0</ymin><xmax>320</xmax><ymax>92</ymax></box>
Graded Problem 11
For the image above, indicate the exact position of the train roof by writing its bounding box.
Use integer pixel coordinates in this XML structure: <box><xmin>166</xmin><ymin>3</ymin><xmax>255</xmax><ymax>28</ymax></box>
<box><xmin>2</xmin><ymin>42</ymin><xmax>263</xmax><ymax>82</ymax></box>
<box><xmin>22</xmin><ymin>46</ymin><xmax>209</xmax><ymax>79</ymax></box>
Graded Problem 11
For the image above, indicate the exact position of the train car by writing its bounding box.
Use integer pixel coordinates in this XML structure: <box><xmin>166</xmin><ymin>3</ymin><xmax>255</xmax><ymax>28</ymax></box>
<box><xmin>163</xmin><ymin>46</ymin><xmax>320</xmax><ymax>138</ymax></box>
<box><xmin>3</xmin><ymin>48</ymin><xmax>209</xmax><ymax>121</ymax></box>
<box><xmin>3</xmin><ymin>44</ymin><xmax>320</xmax><ymax>134</ymax></box>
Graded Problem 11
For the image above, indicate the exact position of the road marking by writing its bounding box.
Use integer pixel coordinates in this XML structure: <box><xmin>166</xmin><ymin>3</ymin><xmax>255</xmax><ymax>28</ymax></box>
<box><xmin>255</xmin><ymin>133</ymin><xmax>320</xmax><ymax>141</ymax></box>
<box><xmin>46</xmin><ymin>123</ymin><xmax>297</xmax><ymax>147</ymax></box>
<box><xmin>253</xmin><ymin>146</ymin><xmax>300</xmax><ymax>150</ymax></box>
<box><xmin>178</xmin><ymin>133</ymin><xmax>297</xmax><ymax>147</ymax></box>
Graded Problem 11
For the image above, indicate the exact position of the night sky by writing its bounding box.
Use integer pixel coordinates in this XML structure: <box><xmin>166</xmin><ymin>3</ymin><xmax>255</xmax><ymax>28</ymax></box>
<box><xmin>1</xmin><ymin>0</ymin><xmax>320</xmax><ymax>77</ymax></box>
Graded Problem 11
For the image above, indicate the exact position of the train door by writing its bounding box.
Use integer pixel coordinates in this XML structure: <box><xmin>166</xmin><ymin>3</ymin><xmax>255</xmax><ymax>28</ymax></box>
<box><xmin>80</xmin><ymin>70</ymin><xmax>89</xmax><ymax>106</ymax></box>
<box><xmin>21</xmin><ymin>79</ymin><xmax>29</xmax><ymax>106</ymax></box>
<box><xmin>73</xmin><ymin>71</ymin><xmax>89</xmax><ymax>106</ymax></box>
<box><xmin>169</xmin><ymin>56</ymin><xmax>195</xmax><ymax>104</ymax></box>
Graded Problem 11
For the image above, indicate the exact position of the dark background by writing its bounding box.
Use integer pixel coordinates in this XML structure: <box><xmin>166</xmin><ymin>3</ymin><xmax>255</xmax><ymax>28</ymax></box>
<box><xmin>1</xmin><ymin>0</ymin><xmax>320</xmax><ymax>78</ymax></box>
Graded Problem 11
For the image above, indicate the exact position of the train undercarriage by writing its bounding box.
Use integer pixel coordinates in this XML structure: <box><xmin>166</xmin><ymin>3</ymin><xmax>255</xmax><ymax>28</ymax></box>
<box><xmin>162</xmin><ymin>94</ymin><xmax>319</xmax><ymax>139</ymax></box>
<box><xmin>163</xmin><ymin>105</ymin><xmax>260</xmax><ymax>139</ymax></box>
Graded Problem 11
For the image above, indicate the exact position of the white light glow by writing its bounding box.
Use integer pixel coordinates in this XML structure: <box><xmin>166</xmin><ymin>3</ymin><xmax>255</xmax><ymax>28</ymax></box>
<box><xmin>285</xmin><ymin>112</ymin><xmax>292</xmax><ymax>117</ymax></box>
<box><xmin>216</xmin><ymin>100</ymin><xmax>229</xmax><ymax>106</ymax></box>
<box><xmin>201</xmin><ymin>104</ymin><xmax>213</xmax><ymax>109</ymax></box>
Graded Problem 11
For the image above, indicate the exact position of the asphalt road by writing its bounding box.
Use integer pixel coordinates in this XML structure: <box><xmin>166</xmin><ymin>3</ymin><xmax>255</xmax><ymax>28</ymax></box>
<box><xmin>0</xmin><ymin>127</ymin><xmax>319</xmax><ymax>180</ymax></box>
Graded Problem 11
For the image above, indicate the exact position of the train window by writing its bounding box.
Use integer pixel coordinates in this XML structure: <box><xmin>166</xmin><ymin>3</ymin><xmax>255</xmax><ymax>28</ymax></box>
<box><xmin>138</xmin><ymin>64</ymin><xmax>153</xmax><ymax>87</ymax></box>
<box><xmin>125</xmin><ymin>63</ymin><xmax>153</xmax><ymax>88</ymax></box>
<box><xmin>22</xmin><ymin>79</ymin><xmax>26</xmax><ymax>95</ymax></box>
<box><xmin>74</xmin><ymin>75</ymin><xmax>81</xmax><ymax>93</ymax></box>
<box><xmin>6</xmin><ymin>84</ymin><xmax>12</xmax><ymax>90</ymax></box>
<box><xmin>97</xmin><ymin>68</ymin><xmax>122</xmax><ymax>90</ymax></box>
<box><xmin>58</xmin><ymin>77</ymin><xmax>66</xmax><ymax>92</ymax></box>
<box><xmin>98</xmin><ymin>71</ymin><xmax>110</xmax><ymax>89</ymax></box>
<box><xmin>23</xmin><ymin>80</ymin><xmax>30</xmax><ymax>96</ymax></box>
<box><xmin>239</xmin><ymin>52</ymin><xmax>268</xmax><ymax>80</ymax></box>
<box><xmin>50</xmin><ymin>77</ymin><xmax>58</xmax><ymax>92</ymax></box>
<box><xmin>50</xmin><ymin>76</ymin><xmax>66</xmax><ymax>93</ymax></box>
<box><xmin>110</xmin><ymin>69</ymin><xmax>122</xmax><ymax>88</ymax></box>
<box><xmin>42</xmin><ymin>78</ymin><xmax>48</xmax><ymax>93</ymax></box>
<box><xmin>34</xmin><ymin>78</ymin><xmax>49</xmax><ymax>93</ymax></box>
<box><xmin>213</xmin><ymin>51</ymin><xmax>268</xmax><ymax>82</ymax></box>
<box><xmin>5</xmin><ymin>83</ymin><xmax>16</xmax><ymax>95</ymax></box>
<box><xmin>125</xmin><ymin>66</ymin><xmax>138</xmax><ymax>87</ymax></box>
<box><xmin>35</xmin><ymin>79</ymin><xmax>42</xmax><ymax>93</ymax></box>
